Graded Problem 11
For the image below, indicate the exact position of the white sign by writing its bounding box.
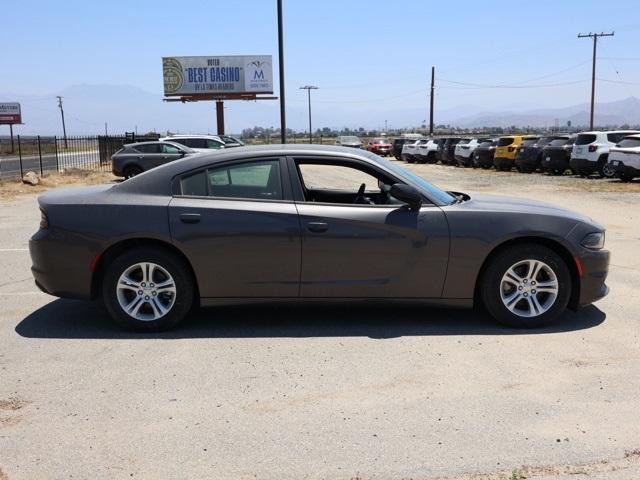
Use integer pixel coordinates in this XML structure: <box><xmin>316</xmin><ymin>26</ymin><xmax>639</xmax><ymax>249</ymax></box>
<box><xmin>0</xmin><ymin>102</ymin><xmax>21</xmax><ymax>124</ymax></box>
<box><xmin>162</xmin><ymin>55</ymin><xmax>273</xmax><ymax>96</ymax></box>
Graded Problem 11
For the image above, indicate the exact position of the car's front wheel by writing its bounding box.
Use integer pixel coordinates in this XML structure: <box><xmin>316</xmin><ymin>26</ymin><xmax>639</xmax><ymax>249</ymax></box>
<box><xmin>480</xmin><ymin>244</ymin><xmax>571</xmax><ymax>328</ymax></box>
<box><xmin>102</xmin><ymin>247</ymin><xmax>195</xmax><ymax>331</ymax></box>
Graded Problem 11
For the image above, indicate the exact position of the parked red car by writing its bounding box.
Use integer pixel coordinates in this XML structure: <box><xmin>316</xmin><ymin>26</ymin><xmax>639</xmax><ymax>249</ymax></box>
<box><xmin>367</xmin><ymin>137</ymin><xmax>393</xmax><ymax>156</ymax></box>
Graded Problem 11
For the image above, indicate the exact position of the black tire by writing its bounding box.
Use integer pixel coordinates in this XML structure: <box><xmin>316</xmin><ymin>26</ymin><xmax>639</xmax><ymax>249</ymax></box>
<box><xmin>102</xmin><ymin>246</ymin><xmax>195</xmax><ymax>332</ymax></box>
<box><xmin>480</xmin><ymin>243</ymin><xmax>571</xmax><ymax>328</ymax></box>
<box><xmin>123</xmin><ymin>165</ymin><xmax>143</xmax><ymax>179</ymax></box>
<box><xmin>598</xmin><ymin>155</ymin><xmax>613</xmax><ymax>178</ymax></box>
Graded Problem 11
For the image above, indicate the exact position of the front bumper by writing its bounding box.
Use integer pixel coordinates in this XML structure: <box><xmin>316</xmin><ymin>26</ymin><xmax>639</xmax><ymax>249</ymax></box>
<box><xmin>611</xmin><ymin>161</ymin><xmax>640</xmax><ymax>178</ymax></box>
<box><xmin>576</xmin><ymin>248</ymin><xmax>610</xmax><ymax>306</ymax></box>
<box><xmin>454</xmin><ymin>153</ymin><xmax>472</xmax><ymax>165</ymax></box>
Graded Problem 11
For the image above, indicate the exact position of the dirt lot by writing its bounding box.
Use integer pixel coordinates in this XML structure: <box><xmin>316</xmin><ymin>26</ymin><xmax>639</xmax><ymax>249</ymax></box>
<box><xmin>0</xmin><ymin>163</ymin><xmax>639</xmax><ymax>479</ymax></box>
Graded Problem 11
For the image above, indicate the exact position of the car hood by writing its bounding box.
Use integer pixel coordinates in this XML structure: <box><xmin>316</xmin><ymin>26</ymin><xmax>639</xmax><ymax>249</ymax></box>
<box><xmin>457</xmin><ymin>193</ymin><xmax>600</xmax><ymax>227</ymax></box>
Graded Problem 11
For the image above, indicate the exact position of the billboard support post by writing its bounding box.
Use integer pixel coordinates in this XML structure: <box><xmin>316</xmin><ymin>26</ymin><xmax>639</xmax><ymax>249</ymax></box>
<box><xmin>216</xmin><ymin>100</ymin><xmax>225</xmax><ymax>135</ymax></box>
<box><xmin>9</xmin><ymin>124</ymin><xmax>14</xmax><ymax>154</ymax></box>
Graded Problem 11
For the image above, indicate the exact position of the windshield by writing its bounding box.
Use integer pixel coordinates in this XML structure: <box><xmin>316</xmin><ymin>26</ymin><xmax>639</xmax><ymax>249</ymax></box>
<box><xmin>520</xmin><ymin>139</ymin><xmax>538</xmax><ymax>147</ymax></box>
<box><xmin>372</xmin><ymin>138</ymin><xmax>390</xmax><ymax>144</ymax></box>
<box><xmin>365</xmin><ymin>152</ymin><xmax>456</xmax><ymax>205</ymax></box>
<box><xmin>535</xmin><ymin>137</ymin><xmax>554</xmax><ymax>146</ymax></box>
<box><xmin>617</xmin><ymin>138</ymin><xmax>640</xmax><ymax>148</ymax></box>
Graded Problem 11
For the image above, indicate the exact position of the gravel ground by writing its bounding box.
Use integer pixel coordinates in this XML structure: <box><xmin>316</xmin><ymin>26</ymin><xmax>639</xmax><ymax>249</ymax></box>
<box><xmin>0</xmin><ymin>163</ymin><xmax>639</xmax><ymax>479</ymax></box>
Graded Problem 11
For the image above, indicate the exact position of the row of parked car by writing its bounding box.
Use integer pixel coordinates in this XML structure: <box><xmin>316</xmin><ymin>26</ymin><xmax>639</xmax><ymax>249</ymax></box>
<box><xmin>392</xmin><ymin>131</ymin><xmax>640</xmax><ymax>181</ymax></box>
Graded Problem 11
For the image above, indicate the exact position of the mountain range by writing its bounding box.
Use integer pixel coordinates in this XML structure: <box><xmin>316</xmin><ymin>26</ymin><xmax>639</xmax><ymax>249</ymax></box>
<box><xmin>2</xmin><ymin>84</ymin><xmax>640</xmax><ymax>135</ymax></box>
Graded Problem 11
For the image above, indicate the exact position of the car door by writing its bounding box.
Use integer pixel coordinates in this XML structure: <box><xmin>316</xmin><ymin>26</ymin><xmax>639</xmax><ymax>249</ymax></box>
<box><xmin>288</xmin><ymin>156</ymin><xmax>450</xmax><ymax>298</ymax></box>
<box><xmin>169</xmin><ymin>157</ymin><xmax>301</xmax><ymax>298</ymax></box>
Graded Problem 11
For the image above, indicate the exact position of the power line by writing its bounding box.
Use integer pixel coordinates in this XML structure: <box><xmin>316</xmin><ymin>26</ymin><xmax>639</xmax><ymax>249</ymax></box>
<box><xmin>578</xmin><ymin>31</ymin><xmax>615</xmax><ymax>129</ymax></box>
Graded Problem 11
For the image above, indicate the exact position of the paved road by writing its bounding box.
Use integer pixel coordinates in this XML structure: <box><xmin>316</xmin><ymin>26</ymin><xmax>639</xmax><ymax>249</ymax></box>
<box><xmin>0</xmin><ymin>164</ymin><xmax>639</xmax><ymax>479</ymax></box>
<box><xmin>0</xmin><ymin>149</ymin><xmax>101</xmax><ymax>177</ymax></box>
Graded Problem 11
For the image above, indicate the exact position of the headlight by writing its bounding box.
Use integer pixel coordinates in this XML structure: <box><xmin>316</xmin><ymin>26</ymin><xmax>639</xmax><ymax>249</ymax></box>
<box><xmin>581</xmin><ymin>232</ymin><xmax>605</xmax><ymax>250</ymax></box>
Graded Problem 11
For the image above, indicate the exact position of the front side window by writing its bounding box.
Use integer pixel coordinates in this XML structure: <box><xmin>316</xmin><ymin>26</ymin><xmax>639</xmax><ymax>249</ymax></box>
<box><xmin>163</xmin><ymin>144</ymin><xmax>182</xmax><ymax>154</ymax></box>
<box><xmin>207</xmin><ymin>139</ymin><xmax>223</xmax><ymax>149</ymax></box>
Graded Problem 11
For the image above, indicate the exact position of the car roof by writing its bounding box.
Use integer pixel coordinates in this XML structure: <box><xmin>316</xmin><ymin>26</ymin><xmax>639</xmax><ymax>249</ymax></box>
<box><xmin>124</xmin><ymin>140</ymin><xmax>180</xmax><ymax>147</ymax></box>
<box><xmin>114</xmin><ymin>145</ymin><xmax>401</xmax><ymax>195</ymax></box>
<box><xmin>162</xmin><ymin>134</ymin><xmax>220</xmax><ymax>139</ymax></box>
<box><xmin>579</xmin><ymin>130</ymin><xmax>640</xmax><ymax>135</ymax></box>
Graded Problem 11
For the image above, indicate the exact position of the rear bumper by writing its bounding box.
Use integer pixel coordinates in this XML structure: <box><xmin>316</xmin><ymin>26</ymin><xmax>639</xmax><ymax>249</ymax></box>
<box><xmin>474</xmin><ymin>151</ymin><xmax>494</xmax><ymax>167</ymax></box>
<box><xmin>514</xmin><ymin>153</ymin><xmax>540</xmax><ymax>169</ymax></box>
<box><xmin>494</xmin><ymin>156</ymin><xmax>514</xmax><ymax>169</ymax></box>
<box><xmin>577</xmin><ymin>249</ymin><xmax>610</xmax><ymax>306</ymax></box>
<box><xmin>29</xmin><ymin>228</ymin><xmax>96</xmax><ymax>300</ymax></box>
<box><xmin>541</xmin><ymin>151</ymin><xmax>569</xmax><ymax>171</ymax></box>
<box><xmin>570</xmin><ymin>158</ymin><xmax>597</xmax><ymax>174</ymax></box>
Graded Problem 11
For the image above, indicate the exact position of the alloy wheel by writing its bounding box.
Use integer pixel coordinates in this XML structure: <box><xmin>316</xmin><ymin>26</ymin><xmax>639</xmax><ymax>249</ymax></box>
<box><xmin>499</xmin><ymin>259</ymin><xmax>559</xmax><ymax>318</ymax></box>
<box><xmin>116</xmin><ymin>262</ymin><xmax>177</xmax><ymax>321</ymax></box>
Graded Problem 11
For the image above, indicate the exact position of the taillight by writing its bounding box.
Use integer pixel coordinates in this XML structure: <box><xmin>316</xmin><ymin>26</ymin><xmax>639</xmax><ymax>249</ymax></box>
<box><xmin>508</xmin><ymin>146</ymin><xmax>516</xmax><ymax>152</ymax></box>
<box><xmin>588</xmin><ymin>145</ymin><xmax>597</xmax><ymax>152</ymax></box>
<box><xmin>39</xmin><ymin>209</ymin><xmax>49</xmax><ymax>229</ymax></box>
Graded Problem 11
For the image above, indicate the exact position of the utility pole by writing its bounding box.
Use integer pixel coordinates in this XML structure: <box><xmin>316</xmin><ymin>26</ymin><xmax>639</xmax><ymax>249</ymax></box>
<box><xmin>429</xmin><ymin>66</ymin><xmax>435</xmax><ymax>136</ymax></box>
<box><xmin>300</xmin><ymin>85</ymin><xmax>318</xmax><ymax>144</ymax></box>
<box><xmin>277</xmin><ymin>0</ymin><xmax>286</xmax><ymax>144</ymax></box>
<box><xmin>578</xmin><ymin>31</ymin><xmax>614</xmax><ymax>130</ymax></box>
<box><xmin>56</xmin><ymin>96</ymin><xmax>68</xmax><ymax>148</ymax></box>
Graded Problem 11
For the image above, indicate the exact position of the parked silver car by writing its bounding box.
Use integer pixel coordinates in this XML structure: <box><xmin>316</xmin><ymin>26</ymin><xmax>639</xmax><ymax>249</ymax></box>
<box><xmin>111</xmin><ymin>141</ymin><xmax>195</xmax><ymax>179</ymax></box>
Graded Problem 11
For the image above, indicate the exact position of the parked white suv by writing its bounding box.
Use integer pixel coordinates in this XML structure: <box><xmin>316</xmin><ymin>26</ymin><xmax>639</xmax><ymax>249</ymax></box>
<box><xmin>401</xmin><ymin>139</ymin><xmax>426</xmax><ymax>163</ymax></box>
<box><xmin>570</xmin><ymin>130</ymin><xmax>640</xmax><ymax>177</ymax></box>
<box><xmin>454</xmin><ymin>138</ymin><xmax>490</xmax><ymax>167</ymax></box>
<box><xmin>608</xmin><ymin>133</ymin><xmax>640</xmax><ymax>182</ymax></box>
<box><xmin>414</xmin><ymin>139</ymin><xmax>440</xmax><ymax>164</ymax></box>
<box><xmin>160</xmin><ymin>134</ymin><xmax>244</xmax><ymax>152</ymax></box>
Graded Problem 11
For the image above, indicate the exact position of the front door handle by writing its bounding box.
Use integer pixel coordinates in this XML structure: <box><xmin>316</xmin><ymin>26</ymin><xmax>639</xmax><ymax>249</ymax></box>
<box><xmin>307</xmin><ymin>221</ymin><xmax>329</xmax><ymax>233</ymax></box>
<box><xmin>180</xmin><ymin>213</ymin><xmax>201</xmax><ymax>224</ymax></box>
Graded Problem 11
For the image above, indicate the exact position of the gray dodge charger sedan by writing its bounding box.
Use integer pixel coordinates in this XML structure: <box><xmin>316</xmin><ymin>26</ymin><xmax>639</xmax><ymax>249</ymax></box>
<box><xmin>29</xmin><ymin>145</ymin><xmax>610</xmax><ymax>331</ymax></box>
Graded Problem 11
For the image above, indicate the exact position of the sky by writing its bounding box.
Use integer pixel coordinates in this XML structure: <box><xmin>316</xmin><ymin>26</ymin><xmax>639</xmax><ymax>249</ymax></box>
<box><xmin>2</xmin><ymin>0</ymin><xmax>640</xmax><ymax>134</ymax></box>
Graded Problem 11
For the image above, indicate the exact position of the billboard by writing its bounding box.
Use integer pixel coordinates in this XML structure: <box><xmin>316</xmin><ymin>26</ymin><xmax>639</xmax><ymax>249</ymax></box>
<box><xmin>163</xmin><ymin>55</ymin><xmax>273</xmax><ymax>96</ymax></box>
<box><xmin>0</xmin><ymin>103</ymin><xmax>21</xmax><ymax>125</ymax></box>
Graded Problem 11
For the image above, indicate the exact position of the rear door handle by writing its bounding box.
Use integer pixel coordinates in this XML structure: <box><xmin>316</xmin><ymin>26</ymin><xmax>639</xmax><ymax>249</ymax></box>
<box><xmin>180</xmin><ymin>213</ymin><xmax>201</xmax><ymax>224</ymax></box>
<box><xmin>307</xmin><ymin>221</ymin><xmax>329</xmax><ymax>233</ymax></box>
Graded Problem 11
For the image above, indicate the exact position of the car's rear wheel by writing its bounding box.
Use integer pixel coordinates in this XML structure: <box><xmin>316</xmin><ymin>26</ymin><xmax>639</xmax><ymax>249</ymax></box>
<box><xmin>480</xmin><ymin>244</ymin><xmax>571</xmax><ymax>328</ymax></box>
<box><xmin>123</xmin><ymin>165</ymin><xmax>143</xmax><ymax>179</ymax></box>
<box><xmin>102</xmin><ymin>247</ymin><xmax>194</xmax><ymax>331</ymax></box>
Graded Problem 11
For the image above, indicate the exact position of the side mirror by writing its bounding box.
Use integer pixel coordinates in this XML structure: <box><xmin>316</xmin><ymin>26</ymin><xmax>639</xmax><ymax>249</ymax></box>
<box><xmin>390</xmin><ymin>183</ymin><xmax>422</xmax><ymax>210</ymax></box>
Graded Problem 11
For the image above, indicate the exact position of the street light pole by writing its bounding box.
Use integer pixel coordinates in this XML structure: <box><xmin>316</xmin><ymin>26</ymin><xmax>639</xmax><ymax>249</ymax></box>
<box><xmin>300</xmin><ymin>85</ymin><xmax>318</xmax><ymax>144</ymax></box>
<box><xmin>277</xmin><ymin>0</ymin><xmax>286</xmax><ymax>144</ymax></box>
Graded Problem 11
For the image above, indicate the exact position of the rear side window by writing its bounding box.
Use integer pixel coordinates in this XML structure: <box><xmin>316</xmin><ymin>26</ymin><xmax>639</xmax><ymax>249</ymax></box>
<box><xmin>169</xmin><ymin>138</ymin><xmax>191</xmax><ymax>147</ymax></box>
<box><xmin>608</xmin><ymin>132</ymin><xmax>637</xmax><ymax>143</ymax></box>
<box><xmin>180</xmin><ymin>171</ymin><xmax>208</xmax><ymax>196</ymax></box>
<box><xmin>134</xmin><ymin>143</ymin><xmax>162</xmax><ymax>153</ymax></box>
<box><xmin>617</xmin><ymin>138</ymin><xmax>640</xmax><ymax>148</ymax></box>
<box><xmin>178</xmin><ymin>160</ymin><xmax>283</xmax><ymax>200</ymax></box>
<box><xmin>497</xmin><ymin>138</ymin><xmax>514</xmax><ymax>147</ymax></box>
<box><xmin>576</xmin><ymin>134</ymin><xmax>597</xmax><ymax>145</ymax></box>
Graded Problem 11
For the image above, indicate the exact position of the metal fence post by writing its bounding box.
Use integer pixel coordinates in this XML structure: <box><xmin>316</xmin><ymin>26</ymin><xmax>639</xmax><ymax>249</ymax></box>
<box><xmin>54</xmin><ymin>136</ymin><xmax>59</xmax><ymax>172</ymax></box>
<box><xmin>37</xmin><ymin>135</ymin><xmax>43</xmax><ymax>176</ymax></box>
<box><xmin>18</xmin><ymin>135</ymin><xmax>23</xmax><ymax>178</ymax></box>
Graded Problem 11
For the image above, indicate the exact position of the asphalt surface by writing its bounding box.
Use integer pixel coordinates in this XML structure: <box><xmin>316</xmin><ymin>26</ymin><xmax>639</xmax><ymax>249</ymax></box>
<box><xmin>0</xmin><ymin>150</ymin><xmax>100</xmax><ymax>178</ymax></box>
<box><xmin>1</xmin><ymin>163</ymin><xmax>639</xmax><ymax>479</ymax></box>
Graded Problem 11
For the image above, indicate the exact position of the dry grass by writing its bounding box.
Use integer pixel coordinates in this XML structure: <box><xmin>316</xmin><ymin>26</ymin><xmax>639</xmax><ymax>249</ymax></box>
<box><xmin>0</xmin><ymin>169</ymin><xmax>118</xmax><ymax>200</ymax></box>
